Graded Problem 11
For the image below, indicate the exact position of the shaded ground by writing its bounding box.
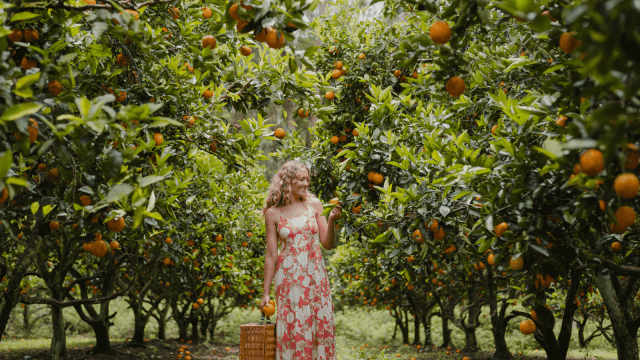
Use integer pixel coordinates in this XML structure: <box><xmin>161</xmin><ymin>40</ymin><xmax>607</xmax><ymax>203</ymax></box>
<box><xmin>1</xmin><ymin>339</ymin><xmax>239</xmax><ymax>360</ymax></box>
<box><xmin>1</xmin><ymin>339</ymin><xmax>610</xmax><ymax>360</ymax></box>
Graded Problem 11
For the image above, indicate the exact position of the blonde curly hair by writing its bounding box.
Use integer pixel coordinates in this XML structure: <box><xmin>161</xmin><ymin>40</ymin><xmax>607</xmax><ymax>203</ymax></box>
<box><xmin>261</xmin><ymin>160</ymin><xmax>317</xmax><ymax>217</ymax></box>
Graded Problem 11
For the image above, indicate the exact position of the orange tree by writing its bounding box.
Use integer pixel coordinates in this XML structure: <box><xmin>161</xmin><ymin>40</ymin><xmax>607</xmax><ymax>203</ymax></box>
<box><xmin>1</xmin><ymin>0</ymin><xmax>318</xmax><ymax>358</ymax></box>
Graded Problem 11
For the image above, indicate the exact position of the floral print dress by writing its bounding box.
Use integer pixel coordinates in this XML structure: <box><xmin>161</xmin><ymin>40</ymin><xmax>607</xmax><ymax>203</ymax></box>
<box><xmin>274</xmin><ymin>201</ymin><xmax>337</xmax><ymax>360</ymax></box>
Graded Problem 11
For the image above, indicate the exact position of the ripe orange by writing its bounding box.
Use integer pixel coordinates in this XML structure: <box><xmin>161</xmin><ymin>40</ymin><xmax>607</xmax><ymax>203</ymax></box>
<box><xmin>21</xmin><ymin>57</ymin><xmax>37</xmax><ymax>71</ymax></box>
<box><xmin>203</xmin><ymin>89</ymin><xmax>213</xmax><ymax>99</ymax></box>
<box><xmin>519</xmin><ymin>319</ymin><xmax>536</xmax><ymax>335</ymax></box>
<box><xmin>494</xmin><ymin>222</ymin><xmax>508</xmax><ymax>237</ymax></box>
<box><xmin>509</xmin><ymin>256</ymin><xmax>523</xmax><ymax>270</ymax></box>
<box><xmin>46</xmin><ymin>168</ymin><xmax>59</xmax><ymax>182</ymax></box>
<box><xmin>433</xmin><ymin>227</ymin><xmax>446</xmax><ymax>241</ymax></box>
<box><xmin>263</xmin><ymin>303</ymin><xmax>276</xmax><ymax>316</ymax></box>
<box><xmin>359</xmin><ymin>53</ymin><xmax>365</xmax><ymax>59</ymax></box>
<box><xmin>50</xmin><ymin>221</ymin><xmax>60</xmax><ymax>231</ymax></box>
<box><xmin>412</xmin><ymin>229</ymin><xmax>424</xmax><ymax>243</ymax></box>
<box><xmin>236</xmin><ymin>21</ymin><xmax>249</xmax><ymax>32</ymax></box>
<box><xmin>266</xmin><ymin>28</ymin><xmax>285</xmax><ymax>49</ymax></box>
<box><xmin>445</xmin><ymin>76</ymin><xmax>465</xmax><ymax>97</ymax></box>
<box><xmin>202</xmin><ymin>35</ymin><xmax>217</xmax><ymax>49</ymax></box>
<box><xmin>325</xmin><ymin>91</ymin><xmax>335</xmax><ymax>100</ymax></box>
<box><xmin>338</xmin><ymin>134</ymin><xmax>347</xmax><ymax>142</ymax></box>
<box><xmin>613</xmin><ymin>173</ymin><xmax>639</xmax><ymax>199</ymax></box>
<box><xmin>107</xmin><ymin>217</ymin><xmax>125</xmax><ymax>233</ymax></box>
<box><xmin>192</xmin><ymin>303</ymin><xmax>199</xmax><ymax>310</ymax></box>
<box><xmin>91</xmin><ymin>240</ymin><xmax>108</xmax><ymax>258</ymax></box>
<box><xmin>559</xmin><ymin>32</ymin><xmax>581</xmax><ymax>54</ymax></box>
<box><xmin>202</xmin><ymin>7</ymin><xmax>212</xmax><ymax>18</ymax></box>
<box><xmin>331</xmin><ymin>69</ymin><xmax>341</xmax><ymax>79</ymax></box>
<box><xmin>23</xmin><ymin>29</ymin><xmax>39</xmax><ymax>42</ymax></box>
<box><xmin>624</xmin><ymin>143</ymin><xmax>639</xmax><ymax>170</ymax></box>
<box><xmin>110</xmin><ymin>241</ymin><xmax>119</xmax><ymax>250</ymax></box>
<box><xmin>614</xmin><ymin>206</ymin><xmax>636</xmax><ymax>228</ymax></box>
<box><xmin>116</xmin><ymin>91</ymin><xmax>127</xmax><ymax>103</ymax></box>
<box><xmin>0</xmin><ymin>187</ymin><xmax>9</xmax><ymax>204</ymax></box>
<box><xmin>240</xmin><ymin>45</ymin><xmax>252</xmax><ymax>56</ymax></box>
<box><xmin>274</xmin><ymin>128</ymin><xmax>286</xmax><ymax>139</ymax></box>
<box><xmin>48</xmin><ymin>80</ymin><xmax>63</xmax><ymax>96</ymax></box>
<box><xmin>611</xmin><ymin>241</ymin><xmax>622</xmax><ymax>252</ymax></box>
<box><xmin>168</xmin><ymin>7</ymin><xmax>180</xmax><ymax>20</ymax></box>
<box><xmin>556</xmin><ymin>116</ymin><xmax>568</xmax><ymax>128</ymax></box>
<box><xmin>215</xmin><ymin>234</ymin><xmax>223</xmax><ymax>242</ymax></box>
<box><xmin>254</xmin><ymin>27</ymin><xmax>268</xmax><ymax>42</ymax></box>
<box><xmin>334</xmin><ymin>61</ymin><xmax>343</xmax><ymax>70</ymax></box>
<box><xmin>163</xmin><ymin>257</ymin><xmax>171</xmax><ymax>265</ymax></box>
<box><xmin>298</xmin><ymin>109</ymin><xmax>309</xmax><ymax>118</ymax></box>
<box><xmin>487</xmin><ymin>253</ymin><xmax>496</xmax><ymax>266</ymax></box>
<box><xmin>154</xmin><ymin>132</ymin><xmax>163</xmax><ymax>146</ymax></box>
<box><xmin>210</xmin><ymin>142</ymin><xmax>217</xmax><ymax>153</ymax></box>
<box><xmin>79</xmin><ymin>195</ymin><xmax>92</xmax><ymax>206</ymax></box>
<box><xmin>579</xmin><ymin>149</ymin><xmax>604</xmax><ymax>176</ymax></box>
<box><xmin>229</xmin><ymin>3</ymin><xmax>241</xmax><ymax>21</ymax></box>
<box><xmin>599</xmin><ymin>199</ymin><xmax>606</xmax><ymax>211</ymax></box>
<box><xmin>116</xmin><ymin>53</ymin><xmax>129</xmax><ymax>67</ymax></box>
<box><xmin>331</xmin><ymin>136</ymin><xmax>339</xmax><ymax>144</ymax></box>
<box><xmin>430</xmin><ymin>21</ymin><xmax>451</xmax><ymax>44</ymax></box>
<box><xmin>352</xmin><ymin>129</ymin><xmax>359</xmax><ymax>136</ymax></box>
<box><xmin>491</xmin><ymin>124</ymin><xmax>498</xmax><ymax>135</ymax></box>
<box><xmin>8</xmin><ymin>29</ymin><xmax>23</xmax><ymax>42</ymax></box>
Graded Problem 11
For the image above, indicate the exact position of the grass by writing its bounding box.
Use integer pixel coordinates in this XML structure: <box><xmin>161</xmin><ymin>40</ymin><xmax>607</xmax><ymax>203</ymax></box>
<box><xmin>1</xmin><ymin>299</ymin><xmax>622</xmax><ymax>359</ymax></box>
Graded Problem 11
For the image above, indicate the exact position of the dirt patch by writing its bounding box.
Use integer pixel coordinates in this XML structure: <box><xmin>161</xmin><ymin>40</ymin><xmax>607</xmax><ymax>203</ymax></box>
<box><xmin>2</xmin><ymin>339</ymin><xmax>239</xmax><ymax>360</ymax></box>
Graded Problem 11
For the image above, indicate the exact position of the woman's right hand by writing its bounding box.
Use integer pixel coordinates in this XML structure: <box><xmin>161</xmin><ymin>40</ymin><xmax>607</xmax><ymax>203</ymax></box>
<box><xmin>259</xmin><ymin>294</ymin><xmax>270</xmax><ymax>314</ymax></box>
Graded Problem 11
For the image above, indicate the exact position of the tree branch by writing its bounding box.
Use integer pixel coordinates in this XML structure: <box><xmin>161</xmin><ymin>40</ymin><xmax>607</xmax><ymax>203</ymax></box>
<box><xmin>8</xmin><ymin>0</ymin><xmax>174</xmax><ymax>13</ymax></box>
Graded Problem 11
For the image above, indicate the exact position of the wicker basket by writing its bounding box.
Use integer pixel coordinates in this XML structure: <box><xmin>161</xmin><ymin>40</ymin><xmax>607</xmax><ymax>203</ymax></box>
<box><xmin>239</xmin><ymin>310</ymin><xmax>276</xmax><ymax>360</ymax></box>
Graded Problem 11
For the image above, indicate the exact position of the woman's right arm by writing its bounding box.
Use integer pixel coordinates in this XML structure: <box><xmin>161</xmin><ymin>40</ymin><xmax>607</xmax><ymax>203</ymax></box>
<box><xmin>262</xmin><ymin>208</ymin><xmax>278</xmax><ymax>298</ymax></box>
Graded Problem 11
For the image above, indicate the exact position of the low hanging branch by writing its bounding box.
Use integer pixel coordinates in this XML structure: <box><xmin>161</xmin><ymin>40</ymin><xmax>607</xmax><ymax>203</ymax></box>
<box><xmin>8</xmin><ymin>0</ymin><xmax>174</xmax><ymax>14</ymax></box>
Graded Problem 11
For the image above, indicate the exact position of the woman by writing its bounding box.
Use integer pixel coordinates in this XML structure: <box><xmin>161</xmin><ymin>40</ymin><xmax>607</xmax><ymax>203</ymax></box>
<box><xmin>259</xmin><ymin>160</ymin><xmax>342</xmax><ymax>360</ymax></box>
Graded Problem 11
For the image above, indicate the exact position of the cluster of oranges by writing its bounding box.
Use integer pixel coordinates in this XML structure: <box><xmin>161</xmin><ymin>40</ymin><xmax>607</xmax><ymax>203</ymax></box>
<box><xmin>229</xmin><ymin>2</ymin><xmax>286</xmax><ymax>49</ymax></box>
<box><xmin>176</xmin><ymin>344</ymin><xmax>192</xmax><ymax>360</ymax></box>
<box><xmin>576</xmin><ymin>147</ymin><xmax>638</xmax><ymax>235</ymax></box>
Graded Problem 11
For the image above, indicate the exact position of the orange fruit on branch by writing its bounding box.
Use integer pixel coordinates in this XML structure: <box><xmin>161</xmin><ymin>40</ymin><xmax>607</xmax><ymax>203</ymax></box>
<box><xmin>266</xmin><ymin>28</ymin><xmax>285</xmax><ymax>49</ymax></box>
<box><xmin>202</xmin><ymin>7</ymin><xmax>212</xmax><ymax>19</ymax></box>
<box><xmin>445</xmin><ymin>76</ymin><xmax>465</xmax><ymax>97</ymax></box>
<box><xmin>579</xmin><ymin>149</ymin><xmax>604</xmax><ymax>177</ymax></box>
<box><xmin>202</xmin><ymin>35</ymin><xmax>217</xmax><ymax>49</ymax></box>
<box><xmin>519</xmin><ymin>319</ymin><xmax>536</xmax><ymax>335</ymax></box>
<box><xmin>240</xmin><ymin>45</ymin><xmax>252</xmax><ymax>56</ymax></box>
<box><xmin>8</xmin><ymin>28</ymin><xmax>23</xmax><ymax>42</ymax></box>
<box><xmin>509</xmin><ymin>256</ymin><xmax>523</xmax><ymax>270</ymax></box>
<box><xmin>107</xmin><ymin>217</ymin><xmax>125</xmax><ymax>233</ymax></box>
<box><xmin>274</xmin><ymin>128</ymin><xmax>286</xmax><ymax>139</ymax></box>
<box><xmin>154</xmin><ymin>132</ymin><xmax>163</xmax><ymax>146</ymax></box>
<box><xmin>611</xmin><ymin>241</ymin><xmax>622</xmax><ymax>252</ymax></box>
<box><xmin>624</xmin><ymin>143</ymin><xmax>639</xmax><ymax>170</ymax></box>
<box><xmin>559</xmin><ymin>32</ymin><xmax>581</xmax><ymax>54</ymax></box>
<box><xmin>613</xmin><ymin>173</ymin><xmax>639</xmax><ymax>199</ymax></box>
<box><xmin>48</xmin><ymin>80</ymin><xmax>63</xmax><ymax>96</ymax></box>
<box><xmin>494</xmin><ymin>222</ymin><xmax>508</xmax><ymax>237</ymax></box>
<box><xmin>430</xmin><ymin>21</ymin><xmax>451</xmax><ymax>44</ymax></box>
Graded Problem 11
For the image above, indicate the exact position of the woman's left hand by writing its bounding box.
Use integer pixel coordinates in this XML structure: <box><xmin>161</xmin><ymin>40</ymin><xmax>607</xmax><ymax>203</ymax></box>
<box><xmin>329</xmin><ymin>204</ymin><xmax>342</xmax><ymax>221</ymax></box>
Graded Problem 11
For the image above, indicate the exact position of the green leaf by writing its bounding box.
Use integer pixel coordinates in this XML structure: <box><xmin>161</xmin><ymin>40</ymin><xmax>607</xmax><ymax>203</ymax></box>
<box><xmin>133</xmin><ymin>205</ymin><xmax>145</xmax><ymax>229</ymax></box>
<box><xmin>15</xmin><ymin>72</ymin><xmax>41</xmax><ymax>91</ymax></box>
<box><xmin>42</xmin><ymin>204</ymin><xmax>56</xmax><ymax>216</ymax></box>
<box><xmin>87</xmin><ymin>44</ymin><xmax>112</xmax><ymax>58</ymax></box>
<box><xmin>0</xmin><ymin>151</ymin><xmax>12</xmax><ymax>179</ymax></box>
<box><xmin>31</xmin><ymin>201</ymin><xmax>40</xmax><ymax>215</ymax></box>
<box><xmin>1</xmin><ymin>103</ymin><xmax>43</xmax><ymax>122</ymax></box>
<box><xmin>453</xmin><ymin>190</ymin><xmax>471</xmax><ymax>201</ymax></box>
<box><xmin>10</xmin><ymin>12</ymin><xmax>40</xmax><ymax>22</ymax></box>
<box><xmin>370</xmin><ymin>230</ymin><xmax>390</xmax><ymax>243</ymax></box>
<box><xmin>529</xmin><ymin>243</ymin><xmax>549</xmax><ymax>256</ymax></box>
<box><xmin>145</xmin><ymin>211</ymin><xmax>164</xmax><ymax>221</ymax></box>
<box><xmin>105</xmin><ymin>183</ymin><xmax>134</xmax><ymax>203</ymax></box>
<box><xmin>102</xmin><ymin>150</ymin><xmax>123</xmax><ymax>181</ymax></box>
<box><xmin>139</xmin><ymin>175</ymin><xmax>166</xmax><ymax>187</ymax></box>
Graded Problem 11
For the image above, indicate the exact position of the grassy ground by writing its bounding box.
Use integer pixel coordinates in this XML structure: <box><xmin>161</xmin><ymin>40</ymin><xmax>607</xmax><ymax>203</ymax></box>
<box><xmin>0</xmin><ymin>299</ymin><xmax>621</xmax><ymax>359</ymax></box>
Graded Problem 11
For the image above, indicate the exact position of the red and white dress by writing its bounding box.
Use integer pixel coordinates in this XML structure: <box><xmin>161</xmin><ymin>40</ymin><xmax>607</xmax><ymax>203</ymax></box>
<box><xmin>274</xmin><ymin>201</ymin><xmax>337</xmax><ymax>360</ymax></box>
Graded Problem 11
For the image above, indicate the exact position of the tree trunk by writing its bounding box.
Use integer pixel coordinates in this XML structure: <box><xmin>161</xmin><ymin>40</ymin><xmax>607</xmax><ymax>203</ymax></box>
<box><xmin>132</xmin><ymin>310</ymin><xmax>146</xmax><ymax>344</ymax></box>
<box><xmin>155</xmin><ymin>301</ymin><xmax>170</xmax><ymax>341</ymax></box>
<box><xmin>421</xmin><ymin>313</ymin><xmax>432</xmax><ymax>346</ymax></box>
<box><xmin>412</xmin><ymin>313</ymin><xmax>421</xmax><ymax>345</ymax></box>
<box><xmin>594</xmin><ymin>273</ymin><xmax>640</xmax><ymax>359</ymax></box>
<box><xmin>91</xmin><ymin>320</ymin><xmax>114</xmax><ymax>355</ymax></box>
<box><xmin>50</xmin><ymin>305</ymin><xmax>68</xmax><ymax>360</ymax></box>
<box><xmin>485</xmin><ymin>267</ymin><xmax>513</xmax><ymax>360</ymax></box>
<box><xmin>578</xmin><ymin>317</ymin><xmax>587</xmax><ymax>348</ymax></box>
<box><xmin>190</xmin><ymin>312</ymin><xmax>199</xmax><ymax>340</ymax></box>
<box><xmin>23</xmin><ymin>305</ymin><xmax>29</xmax><ymax>333</ymax></box>
<box><xmin>464</xmin><ymin>329</ymin><xmax>478</xmax><ymax>352</ymax></box>
<box><xmin>441</xmin><ymin>316</ymin><xmax>451</xmax><ymax>348</ymax></box>
<box><xmin>0</xmin><ymin>229</ymin><xmax>45</xmax><ymax>341</ymax></box>
<box><xmin>392</xmin><ymin>316</ymin><xmax>398</xmax><ymax>340</ymax></box>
